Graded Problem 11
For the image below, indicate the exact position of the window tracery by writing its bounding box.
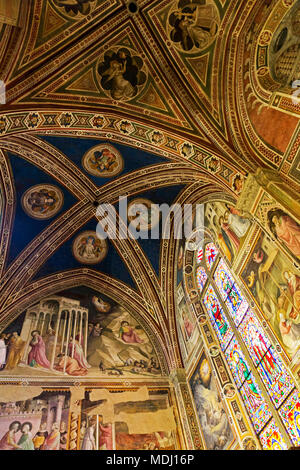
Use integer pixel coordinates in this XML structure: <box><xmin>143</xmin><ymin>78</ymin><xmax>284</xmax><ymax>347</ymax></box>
<box><xmin>196</xmin><ymin>242</ymin><xmax>300</xmax><ymax>450</ymax></box>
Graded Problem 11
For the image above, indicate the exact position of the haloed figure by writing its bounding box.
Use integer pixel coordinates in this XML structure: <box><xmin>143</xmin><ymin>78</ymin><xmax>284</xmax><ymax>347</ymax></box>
<box><xmin>28</xmin><ymin>330</ymin><xmax>50</xmax><ymax>369</ymax></box>
<box><xmin>0</xmin><ymin>421</ymin><xmax>21</xmax><ymax>450</ymax></box>
<box><xmin>268</xmin><ymin>208</ymin><xmax>300</xmax><ymax>259</ymax></box>
<box><xmin>18</xmin><ymin>422</ymin><xmax>34</xmax><ymax>450</ymax></box>
<box><xmin>119</xmin><ymin>321</ymin><xmax>144</xmax><ymax>344</ymax></box>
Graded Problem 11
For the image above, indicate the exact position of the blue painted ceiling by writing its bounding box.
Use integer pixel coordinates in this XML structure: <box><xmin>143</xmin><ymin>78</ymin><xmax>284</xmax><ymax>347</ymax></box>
<box><xmin>6</xmin><ymin>136</ymin><xmax>187</xmax><ymax>291</ymax></box>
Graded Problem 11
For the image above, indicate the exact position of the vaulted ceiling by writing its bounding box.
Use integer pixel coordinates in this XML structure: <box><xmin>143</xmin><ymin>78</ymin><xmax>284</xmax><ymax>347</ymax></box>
<box><xmin>0</xmin><ymin>0</ymin><xmax>299</xmax><ymax>370</ymax></box>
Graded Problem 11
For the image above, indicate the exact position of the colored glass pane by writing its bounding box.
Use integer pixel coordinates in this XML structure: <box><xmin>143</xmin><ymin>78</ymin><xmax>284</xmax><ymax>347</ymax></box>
<box><xmin>238</xmin><ymin>310</ymin><xmax>271</xmax><ymax>366</ymax></box>
<box><xmin>205</xmin><ymin>243</ymin><xmax>218</xmax><ymax>271</ymax></box>
<box><xmin>196</xmin><ymin>266</ymin><xmax>207</xmax><ymax>293</ymax></box>
<box><xmin>239</xmin><ymin>372</ymin><xmax>273</xmax><ymax>434</ymax></box>
<box><xmin>214</xmin><ymin>259</ymin><xmax>248</xmax><ymax>326</ymax></box>
<box><xmin>203</xmin><ymin>285</ymin><xmax>233</xmax><ymax>351</ymax></box>
<box><xmin>225</xmin><ymin>336</ymin><xmax>252</xmax><ymax>389</ymax></box>
<box><xmin>197</xmin><ymin>247</ymin><xmax>203</xmax><ymax>263</ymax></box>
<box><xmin>259</xmin><ymin>420</ymin><xmax>288</xmax><ymax>450</ymax></box>
<box><xmin>278</xmin><ymin>389</ymin><xmax>300</xmax><ymax>446</ymax></box>
<box><xmin>257</xmin><ymin>346</ymin><xmax>294</xmax><ymax>409</ymax></box>
<box><xmin>214</xmin><ymin>258</ymin><xmax>233</xmax><ymax>301</ymax></box>
<box><xmin>238</xmin><ymin>311</ymin><xmax>294</xmax><ymax>409</ymax></box>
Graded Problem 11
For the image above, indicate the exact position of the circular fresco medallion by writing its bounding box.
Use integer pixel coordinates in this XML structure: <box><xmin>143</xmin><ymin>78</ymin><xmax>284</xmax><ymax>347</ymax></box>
<box><xmin>184</xmin><ymin>265</ymin><xmax>193</xmax><ymax>274</ymax></box>
<box><xmin>167</xmin><ymin>0</ymin><xmax>220</xmax><ymax>53</ymax></box>
<box><xmin>72</xmin><ymin>231</ymin><xmax>108</xmax><ymax>265</ymax></box>
<box><xmin>242</xmin><ymin>437</ymin><xmax>257</xmax><ymax>451</ymax></box>
<box><xmin>223</xmin><ymin>383</ymin><xmax>236</xmax><ymax>399</ymax></box>
<box><xmin>127</xmin><ymin>198</ymin><xmax>160</xmax><ymax>231</ymax></box>
<box><xmin>52</xmin><ymin>0</ymin><xmax>98</xmax><ymax>17</ymax></box>
<box><xmin>97</xmin><ymin>47</ymin><xmax>147</xmax><ymax>101</ymax></box>
<box><xmin>209</xmin><ymin>346</ymin><xmax>219</xmax><ymax>357</ymax></box>
<box><xmin>82</xmin><ymin>144</ymin><xmax>124</xmax><ymax>178</ymax></box>
<box><xmin>22</xmin><ymin>184</ymin><xmax>64</xmax><ymax>220</ymax></box>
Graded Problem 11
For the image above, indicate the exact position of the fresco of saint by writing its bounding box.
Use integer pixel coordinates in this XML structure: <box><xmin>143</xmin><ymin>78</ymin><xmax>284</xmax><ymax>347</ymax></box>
<box><xmin>127</xmin><ymin>198</ymin><xmax>160</xmax><ymax>231</ymax></box>
<box><xmin>82</xmin><ymin>144</ymin><xmax>123</xmax><ymax>178</ymax></box>
<box><xmin>241</xmin><ymin>232</ymin><xmax>300</xmax><ymax>360</ymax></box>
<box><xmin>267</xmin><ymin>208</ymin><xmax>300</xmax><ymax>260</ymax></box>
<box><xmin>0</xmin><ymin>391</ymin><xmax>70</xmax><ymax>451</ymax></box>
<box><xmin>18</xmin><ymin>423</ymin><xmax>35</xmax><ymax>450</ymax></box>
<box><xmin>22</xmin><ymin>185</ymin><xmax>64</xmax><ymax>220</ymax></box>
<box><xmin>204</xmin><ymin>201</ymin><xmax>251</xmax><ymax>264</ymax></box>
<box><xmin>119</xmin><ymin>321</ymin><xmax>144</xmax><ymax>344</ymax></box>
<box><xmin>168</xmin><ymin>0</ymin><xmax>219</xmax><ymax>52</ymax></box>
<box><xmin>0</xmin><ymin>421</ymin><xmax>22</xmax><ymax>450</ymax></box>
<box><xmin>98</xmin><ymin>48</ymin><xmax>146</xmax><ymax>101</ymax></box>
<box><xmin>4</xmin><ymin>332</ymin><xmax>25</xmax><ymax>370</ymax></box>
<box><xmin>0</xmin><ymin>288</ymin><xmax>162</xmax><ymax>378</ymax></box>
<box><xmin>189</xmin><ymin>353</ymin><xmax>234</xmax><ymax>450</ymax></box>
<box><xmin>28</xmin><ymin>330</ymin><xmax>50</xmax><ymax>369</ymax></box>
<box><xmin>72</xmin><ymin>231</ymin><xmax>108</xmax><ymax>265</ymax></box>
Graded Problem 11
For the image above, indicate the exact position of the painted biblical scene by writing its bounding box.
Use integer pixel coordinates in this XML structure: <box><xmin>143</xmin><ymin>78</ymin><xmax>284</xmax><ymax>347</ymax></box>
<box><xmin>189</xmin><ymin>351</ymin><xmax>235</xmax><ymax>450</ymax></box>
<box><xmin>79</xmin><ymin>389</ymin><xmax>176</xmax><ymax>450</ymax></box>
<box><xmin>0</xmin><ymin>287</ymin><xmax>162</xmax><ymax>379</ymax></box>
<box><xmin>176</xmin><ymin>282</ymin><xmax>199</xmax><ymax>362</ymax></box>
<box><xmin>168</xmin><ymin>0</ymin><xmax>220</xmax><ymax>53</ymax></box>
<box><xmin>82</xmin><ymin>144</ymin><xmax>124</xmax><ymax>178</ymax></box>
<box><xmin>240</xmin><ymin>230</ymin><xmax>300</xmax><ymax>363</ymax></box>
<box><xmin>266</xmin><ymin>207</ymin><xmax>300</xmax><ymax>262</ymax></box>
<box><xmin>0</xmin><ymin>390</ymin><xmax>70</xmax><ymax>450</ymax></box>
<box><xmin>204</xmin><ymin>201</ymin><xmax>252</xmax><ymax>264</ymax></box>
<box><xmin>127</xmin><ymin>198</ymin><xmax>160</xmax><ymax>232</ymax></box>
<box><xmin>72</xmin><ymin>231</ymin><xmax>108</xmax><ymax>264</ymax></box>
<box><xmin>98</xmin><ymin>48</ymin><xmax>147</xmax><ymax>101</ymax></box>
<box><xmin>21</xmin><ymin>184</ymin><xmax>64</xmax><ymax>220</ymax></box>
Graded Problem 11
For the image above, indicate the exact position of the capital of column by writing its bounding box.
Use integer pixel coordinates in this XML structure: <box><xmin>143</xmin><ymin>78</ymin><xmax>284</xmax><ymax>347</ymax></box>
<box><xmin>169</xmin><ymin>368</ymin><xmax>188</xmax><ymax>385</ymax></box>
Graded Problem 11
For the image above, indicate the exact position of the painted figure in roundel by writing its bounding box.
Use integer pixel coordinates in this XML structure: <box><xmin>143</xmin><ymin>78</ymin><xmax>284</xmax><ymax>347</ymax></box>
<box><xmin>168</xmin><ymin>0</ymin><xmax>220</xmax><ymax>52</ymax></box>
<box><xmin>82</xmin><ymin>144</ymin><xmax>123</xmax><ymax>177</ymax></box>
<box><xmin>72</xmin><ymin>231</ymin><xmax>108</xmax><ymax>264</ymax></box>
<box><xmin>242</xmin><ymin>437</ymin><xmax>257</xmax><ymax>451</ymax></box>
<box><xmin>52</xmin><ymin>0</ymin><xmax>98</xmax><ymax>17</ymax></box>
<box><xmin>22</xmin><ymin>184</ymin><xmax>64</xmax><ymax>219</ymax></box>
<box><xmin>127</xmin><ymin>198</ymin><xmax>160</xmax><ymax>231</ymax></box>
<box><xmin>98</xmin><ymin>48</ymin><xmax>147</xmax><ymax>101</ymax></box>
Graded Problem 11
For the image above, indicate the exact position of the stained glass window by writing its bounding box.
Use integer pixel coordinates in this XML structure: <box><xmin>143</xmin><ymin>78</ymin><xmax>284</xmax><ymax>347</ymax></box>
<box><xmin>238</xmin><ymin>307</ymin><xmax>294</xmax><ymax>409</ymax></box>
<box><xmin>259</xmin><ymin>420</ymin><xmax>288</xmax><ymax>450</ymax></box>
<box><xmin>214</xmin><ymin>258</ymin><xmax>248</xmax><ymax>326</ymax></box>
<box><xmin>238</xmin><ymin>310</ymin><xmax>271</xmax><ymax>366</ymax></box>
<box><xmin>196</xmin><ymin>266</ymin><xmax>207</xmax><ymax>293</ymax></box>
<box><xmin>214</xmin><ymin>258</ymin><xmax>234</xmax><ymax>301</ymax></box>
<box><xmin>239</xmin><ymin>372</ymin><xmax>273</xmax><ymax>434</ymax></box>
<box><xmin>205</xmin><ymin>242</ymin><xmax>218</xmax><ymax>271</ymax></box>
<box><xmin>199</xmin><ymin>253</ymin><xmax>300</xmax><ymax>449</ymax></box>
<box><xmin>225</xmin><ymin>336</ymin><xmax>252</xmax><ymax>389</ymax></box>
<box><xmin>224</xmin><ymin>336</ymin><xmax>273</xmax><ymax>434</ymax></box>
<box><xmin>257</xmin><ymin>346</ymin><xmax>294</xmax><ymax>409</ymax></box>
<box><xmin>278</xmin><ymin>390</ymin><xmax>300</xmax><ymax>446</ymax></box>
<box><xmin>203</xmin><ymin>285</ymin><xmax>233</xmax><ymax>351</ymax></box>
